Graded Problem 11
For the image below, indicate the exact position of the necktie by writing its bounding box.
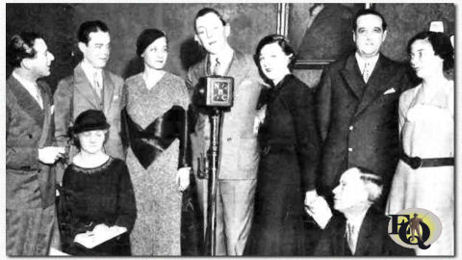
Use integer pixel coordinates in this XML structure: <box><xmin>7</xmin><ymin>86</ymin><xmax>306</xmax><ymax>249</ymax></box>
<box><xmin>362</xmin><ymin>61</ymin><xmax>372</xmax><ymax>83</ymax></box>
<box><xmin>212</xmin><ymin>57</ymin><xmax>221</xmax><ymax>76</ymax></box>
<box><xmin>93</xmin><ymin>71</ymin><xmax>102</xmax><ymax>99</ymax></box>
<box><xmin>346</xmin><ymin>222</ymin><xmax>356</xmax><ymax>254</ymax></box>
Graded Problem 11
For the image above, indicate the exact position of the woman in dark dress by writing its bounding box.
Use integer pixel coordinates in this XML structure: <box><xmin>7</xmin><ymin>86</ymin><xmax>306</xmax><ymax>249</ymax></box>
<box><xmin>245</xmin><ymin>34</ymin><xmax>321</xmax><ymax>256</ymax></box>
<box><xmin>58</xmin><ymin>110</ymin><xmax>136</xmax><ymax>256</ymax></box>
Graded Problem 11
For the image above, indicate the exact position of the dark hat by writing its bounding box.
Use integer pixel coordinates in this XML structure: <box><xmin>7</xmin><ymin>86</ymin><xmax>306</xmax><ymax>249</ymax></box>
<box><xmin>72</xmin><ymin>109</ymin><xmax>110</xmax><ymax>134</ymax></box>
<box><xmin>136</xmin><ymin>28</ymin><xmax>166</xmax><ymax>57</ymax></box>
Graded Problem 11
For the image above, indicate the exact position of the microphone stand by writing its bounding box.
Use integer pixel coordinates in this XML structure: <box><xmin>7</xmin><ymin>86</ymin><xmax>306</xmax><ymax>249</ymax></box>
<box><xmin>205</xmin><ymin>108</ymin><xmax>222</xmax><ymax>256</ymax></box>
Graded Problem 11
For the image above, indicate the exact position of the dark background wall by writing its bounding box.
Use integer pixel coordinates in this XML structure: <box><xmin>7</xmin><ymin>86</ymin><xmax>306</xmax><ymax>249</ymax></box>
<box><xmin>6</xmin><ymin>3</ymin><xmax>454</xmax><ymax>92</ymax></box>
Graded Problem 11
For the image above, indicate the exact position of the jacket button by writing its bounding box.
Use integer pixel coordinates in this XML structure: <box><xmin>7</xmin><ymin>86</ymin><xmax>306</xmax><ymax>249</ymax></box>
<box><xmin>28</xmin><ymin>134</ymin><xmax>33</xmax><ymax>139</ymax></box>
<box><xmin>348</xmin><ymin>147</ymin><xmax>353</xmax><ymax>152</ymax></box>
<box><xmin>349</xmin><ymin>126</ymin><xmax>354</xmax><ymax>131</ymax></box>
<box><xmin>227</xmin><ymin>137</ymin><xmax>232</xmax><ymax>142</ymax></box>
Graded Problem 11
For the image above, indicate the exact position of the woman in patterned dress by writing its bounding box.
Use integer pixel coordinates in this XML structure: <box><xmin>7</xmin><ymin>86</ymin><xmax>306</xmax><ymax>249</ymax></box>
<box><xmin>386</xmin><ymin>31</ymin><xmax>454</xmax><ymax>255</ymax></box>
<box><xmin>123</xmin><ymin>29</ymin><xmax>191</xmax><ymax>255</ymax></box>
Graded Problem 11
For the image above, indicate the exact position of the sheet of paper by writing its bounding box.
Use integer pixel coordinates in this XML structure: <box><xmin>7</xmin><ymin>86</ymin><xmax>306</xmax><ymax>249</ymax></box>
<box><xmin>74</xmin><ymin>225</ymin><xmax>127</xmax><ymax>249</ymax></box>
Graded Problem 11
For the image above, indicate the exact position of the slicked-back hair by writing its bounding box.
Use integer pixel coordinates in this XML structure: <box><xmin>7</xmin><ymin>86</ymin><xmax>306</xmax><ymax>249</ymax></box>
<box><xmin>194</xmin><ymin>7</ymin><xmax>227</xmax><ymax>32</ymax></box>
<box><xmin>352</xmin><ymin>166</ymin><xmax>384</xmax><ymax>203</ymax></box>
<box><xmin>352</xmin><ymin>8</ymin><xmax>388</xmax><ymax>32</ymax></box>
<box><xmin>78</xmin><ymin>20</ymin><xmax>109</xmax><ymax>45</ymax></box>
<box><xmin>7</xmin><ymin>32</ymin><xmax>42</xmax><ymax>68</ymax></box>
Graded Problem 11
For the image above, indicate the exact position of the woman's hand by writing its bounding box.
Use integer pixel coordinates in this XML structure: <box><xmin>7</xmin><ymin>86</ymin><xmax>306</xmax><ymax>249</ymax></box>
<box><xmin>176</xmin><ymin>167</ymin><xmax>191</xmax><ymax>192</ymax></box>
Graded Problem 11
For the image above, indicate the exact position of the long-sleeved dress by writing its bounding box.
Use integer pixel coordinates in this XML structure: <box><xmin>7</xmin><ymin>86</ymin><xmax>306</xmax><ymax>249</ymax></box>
<box><xmin>386</xmin><ymin>80</ymin><xmax>454</xmax><ymax>255</ymax></box>
<box><xmin>245</xmin><ymin>74</ymin><xmax>321</xmax><ymax>256</ymax></box>
<box><xmin>124</xmin><ymin>72</ymin><xmax>190</xmax><ymax>255</ymax></box>
<box><xmin>58</xmin><ymin>157</ymin><xmax>136</xmax><ymax>256</ymax></box>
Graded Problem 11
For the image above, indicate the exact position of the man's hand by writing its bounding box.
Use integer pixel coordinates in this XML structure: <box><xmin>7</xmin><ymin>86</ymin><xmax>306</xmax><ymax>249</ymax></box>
<box><xmin>38</xmin><ymin>146</ymin><xmax>65</xmax><ymax>164</ymax></box>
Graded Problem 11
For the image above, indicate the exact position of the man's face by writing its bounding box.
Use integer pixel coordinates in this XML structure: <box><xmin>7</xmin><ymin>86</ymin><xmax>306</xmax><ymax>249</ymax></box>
<box><xmin>25</xmin><ymin>38</ymin><xmax>55</xmax><ymax>78</ymax></box>
<box><xmin>332</xmin><ymin>168</ymin><xmax>369</xmax><ymax>213</ymax></box>
<box><xmin>194</xmin><ymin>12</ymin><xmax>230</xmax><ymax>55</ymax></box>
<box><xmin>79</xmin><ymin>30</ymin><xmax>111</xmax><ymax>69</ymax></box>
<box><xmin>353</xmin><ymin>14</ymin><xmax>387</xmax><ymax>58</ymax></box>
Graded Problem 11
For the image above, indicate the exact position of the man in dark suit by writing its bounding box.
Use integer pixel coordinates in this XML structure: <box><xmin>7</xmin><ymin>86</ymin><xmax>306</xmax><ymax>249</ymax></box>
<box><xmin>54</xmin><ymin>20</ymin><xmax>125</xmax><ymax>169</ymax></box>
<box><xmin>307</xmin><ymin>167</ymin><xmax>415</xmax><ymax>256</ymax></box>
<box><xmin>6</xmin><ymin>32</ymin><xmax>65</xmax><ymax>255</ymax></box>
<box><xmin>315</xmin><ymin>8</ymin><xmax>412</xmax><ymax>207</ymax></box>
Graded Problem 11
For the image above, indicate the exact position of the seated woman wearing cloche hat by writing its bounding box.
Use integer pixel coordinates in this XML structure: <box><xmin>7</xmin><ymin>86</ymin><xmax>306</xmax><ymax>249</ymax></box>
<box><xmin>58</xmin><ymin>109</ymin><xmax>137</xmax><ymax>256</ymax></box>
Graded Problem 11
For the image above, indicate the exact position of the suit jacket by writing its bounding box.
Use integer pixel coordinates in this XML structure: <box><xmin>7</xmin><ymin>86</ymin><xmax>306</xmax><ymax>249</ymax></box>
<box><xmin>187</xmin><ymin>51</ymin><xmax>262</xmax><ymax>180</ymax></box>
<box><xmin>54</xmin><ymin>64</ymin><xmax>125</xmax><ymax>160</ymax></box>
<box><xmin>6</xmin><ymin>76</ymin><xmax>56</xmax><ymax>209</ymax></box>
<box><xmin>316</xmin><ymin>53</ymin><xmax>411</xmax><ymax>192</ymax></box>
<box><xmin>314</xmin><ymin>207</ymin><xmax>415</xmax><ymax>256</ymax></box>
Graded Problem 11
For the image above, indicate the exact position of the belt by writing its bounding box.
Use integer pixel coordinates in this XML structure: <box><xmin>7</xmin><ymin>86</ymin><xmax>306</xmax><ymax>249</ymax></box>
<box><xmin>401</xmin><ymin>153</ymin><xmax>454</xmax><ymax>169</ymax></box>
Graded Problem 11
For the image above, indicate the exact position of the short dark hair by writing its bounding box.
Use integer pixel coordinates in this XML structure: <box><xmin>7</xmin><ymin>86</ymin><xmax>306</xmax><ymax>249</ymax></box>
<box><xmin>7</xmin><ymin>32</ymin><xmax>43</xmax><ymax>68</ymax></box>
<box><xmin>78</xmin><ymin>20</ymin><xmax>109</xmax><ymax>44</ymax></box>
<box><xmin>352</xmin><ymin>8</ymin><xmax>388</xmax><ymax>32</ymax></box>
<box><xmin>254</xmin><ymin>34</ymin><xmax>297</xmax><ymax>71</ymax></box>
<box><xmin>194</xmin><ymin>8</ymin><xmax>226</xmax><ymax>32</ymax></box>
<box><xmin>136</xmin><ymin>29</ymin><xmax>167</xmax><ymax>57</ymax></box>
<box><xmin>408</xmin><ymin>31</ymin><xmax>454</xmax><ymax>72</ymax></box>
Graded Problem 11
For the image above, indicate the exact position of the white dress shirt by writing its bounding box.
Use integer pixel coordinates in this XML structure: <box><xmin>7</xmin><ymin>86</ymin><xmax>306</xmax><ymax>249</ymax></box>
<box><xmin>355</xmin><ymin>53</ymin><xmax>379</xmax><ymax>83</ymax></box>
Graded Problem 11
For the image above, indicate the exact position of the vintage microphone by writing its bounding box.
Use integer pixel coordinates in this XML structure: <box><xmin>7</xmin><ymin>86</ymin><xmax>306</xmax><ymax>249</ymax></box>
<box><xmin>194</xmin><ymin>75</ymin><xmax>234</xmax><ymax>255</ymax></box>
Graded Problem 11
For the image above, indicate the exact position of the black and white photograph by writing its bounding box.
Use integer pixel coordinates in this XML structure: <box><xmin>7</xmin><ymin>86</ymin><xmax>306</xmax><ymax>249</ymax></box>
<box><xmin>1</xmin><ymin>1</ymin><xmax>457</xmax><ymax>257</ymax></box>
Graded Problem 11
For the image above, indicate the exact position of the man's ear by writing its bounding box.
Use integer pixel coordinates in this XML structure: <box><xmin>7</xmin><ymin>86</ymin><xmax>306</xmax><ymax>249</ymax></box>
<box><xmin>352</xmin><ymin>30</ymin><xmax>356</xmax><ymax>43</ymax></box>
<box><xmin>21</xmin><ymin>58</ymin><xmax>32</xmax><ymax>70</ymax></box>
<box><xmin>78</xmin><ymin>42</ymin><xmax>86</xmax><ymax>54</ymax></box>
<box><xmin>194</xmin><ymin>34</ymin><xmax>202</xmax><ymax>46</ymax></box>
<box><xmin>225</xmin><ymin>23</ymin><xmax>231</xmax><ymax>38</ymax></box>
<box><xmin>382</xmin><ymin>30</ymin><xmax>388</xmax><ymax>42</ymax></box>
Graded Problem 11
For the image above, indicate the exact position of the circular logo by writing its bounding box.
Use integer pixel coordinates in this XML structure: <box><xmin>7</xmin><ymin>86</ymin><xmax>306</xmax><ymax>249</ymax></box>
<box><xmin>388</xmin><ymin>208</ymin><xmax>442</xmax><ymax>250</ymax></box>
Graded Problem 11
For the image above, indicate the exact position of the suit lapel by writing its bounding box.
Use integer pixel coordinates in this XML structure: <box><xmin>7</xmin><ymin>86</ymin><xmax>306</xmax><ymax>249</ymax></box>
<box><xmin>354</xmin><ymin>207</ymin><xmax>375</xmax><ymax>256</ymax></box>
<box><xmin>226</xmin><ymin>52</ymin><xmax>247</xmax><ymax>98</ymax></box>
<box><xmin>102</xmin><ymin>69</ymin><xmax>115</xmax><ymax>115</ymax></box>
<box><xmin>36</xmin><ymin>81</ymin><xmax>52</xmax><ymax>147</ymax></box>
<box><xmin>340</xmin><ymin>54</ymin><xmax>365</xmax><ymax>100</ymax></box>
<box><xmin>73</xmin><ymin>64</ymin><xmax>102</xmax><ymax>109</ymax></box>
<box><xmin>7</xmin><ymin>76</ymin><xmax>44</xmax><ymax>127</ymax></box>
<box><xmin>354</xmin><ymin>55</ymin><xmax>394</xmax><ymax>117</ymax></box>
<box><xmin>332</xmin><ymin>215</ymin><xmax>348</xmax><ymax>255</ymax></box>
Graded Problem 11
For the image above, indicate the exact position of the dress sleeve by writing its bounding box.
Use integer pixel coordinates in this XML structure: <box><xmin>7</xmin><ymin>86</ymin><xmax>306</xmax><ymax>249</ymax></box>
<box><xmin>115</xmin><ymin>161</ymin><xmax>137</xmax><ymax>231</ymax></box>
<box><xmin>58</xmin><ymin>167</ymin><xmax>86</xmax><ymax>247</ymax></box>
<box><xmin>315</xmin><ymin>68</ymin><xmax>333</xmax><ymax>142</ymax></box>
<box><xmin>290</xmin><ymin>81</ymin><xmax>322</xmax><ymax>192</ymax></box>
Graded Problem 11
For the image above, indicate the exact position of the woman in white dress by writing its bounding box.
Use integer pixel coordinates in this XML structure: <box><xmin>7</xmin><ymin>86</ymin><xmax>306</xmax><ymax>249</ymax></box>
<box><xmin>386</xmin><ymin>31</ymin><xmax>454</xmax><ymax>256</ymax></box>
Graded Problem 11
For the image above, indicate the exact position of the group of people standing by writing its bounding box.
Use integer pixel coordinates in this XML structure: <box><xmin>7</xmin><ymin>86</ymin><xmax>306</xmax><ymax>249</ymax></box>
<box><xmin>6</xmin><ymin>6</ymin><xmax>454</xmax><ymax>257</ymax></box>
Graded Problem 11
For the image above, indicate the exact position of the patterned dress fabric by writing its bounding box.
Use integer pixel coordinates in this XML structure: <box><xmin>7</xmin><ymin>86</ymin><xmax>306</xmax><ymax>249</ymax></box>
<box><xmin>125</xmin><ymin>72</ymin><xmax>189</xmax><ymax>255</ymax></box>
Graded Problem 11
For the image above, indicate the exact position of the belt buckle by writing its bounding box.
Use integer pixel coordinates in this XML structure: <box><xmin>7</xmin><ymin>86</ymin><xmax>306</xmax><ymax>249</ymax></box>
<box><xmin>410</xmin><ymin>156</ymin><xmax>423</xmax><ymax>169</ymax></box>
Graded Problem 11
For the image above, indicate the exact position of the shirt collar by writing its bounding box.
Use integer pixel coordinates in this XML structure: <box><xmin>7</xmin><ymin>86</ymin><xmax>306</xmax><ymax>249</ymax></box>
<box><xmin>80</xmin><ymin>60</ymin><xmax>103</xmax><ymax>82</ymax></box>
<box><xmin>355</xmin><ymin>52</ymin><xmax>380</xmax><ymax>72</ymax></box>
<box><xmin>12</xmin><ymin>71</ymin><xmax>38</xmax><ymax>92</ymax></box>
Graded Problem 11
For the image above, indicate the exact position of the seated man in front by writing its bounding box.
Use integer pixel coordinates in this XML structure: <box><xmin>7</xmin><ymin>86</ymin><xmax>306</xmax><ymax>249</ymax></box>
<box><xmin>306</xmin><ymin>167</ymin><xmax>415</xmax><ymax>256</ymax></box>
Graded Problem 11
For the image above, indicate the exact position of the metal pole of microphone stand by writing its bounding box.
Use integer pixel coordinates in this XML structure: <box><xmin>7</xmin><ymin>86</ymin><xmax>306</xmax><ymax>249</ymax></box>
<box><xmin>208</xmin><ymin>108</ymin><xmax>221</xmax><ymax>256</ymax></box>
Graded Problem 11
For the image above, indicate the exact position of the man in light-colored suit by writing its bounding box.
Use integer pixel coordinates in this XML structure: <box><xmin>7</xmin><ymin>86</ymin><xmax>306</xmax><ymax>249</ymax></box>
<box><xmin>187</xmin><ymin>8</ymin><xmax>262</xmax><ymax>255</ymax></box>
<box><xmin>315</xmin><ymin>9</ymin><xmax>412</xmax><ymax>208</ymax></box>
<box><xmin>6</xmin><ymin>32</ymin><xmax>65</xmax><ymax>255</ymax></box>
<box><xmin>54</xmin><ymin>20</ymin><xmax>125</xmax><ymax>169</ymax></box>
